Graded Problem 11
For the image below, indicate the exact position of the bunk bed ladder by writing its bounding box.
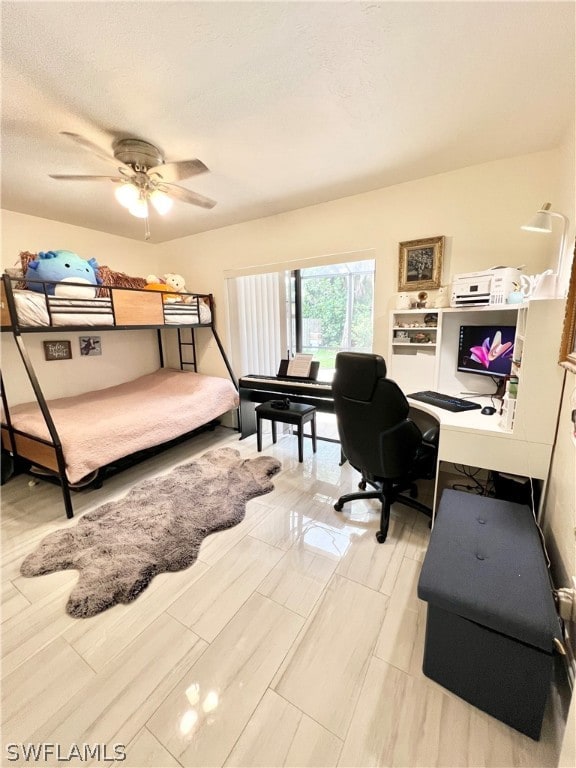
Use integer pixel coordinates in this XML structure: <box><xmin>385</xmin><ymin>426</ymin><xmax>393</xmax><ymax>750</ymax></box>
<box><xmin>177</xmin><ymin>327</ymin><xmax>198</xmax><ymax>372</ymax></box>
<box><xmin>176</xmin><ymin>323</ymin><xmax>238</xmax><ymax>389</ymax></box>
<box><xmin>2</xmin><ymin>277</ymin><xmax>74</xmax><ymax>518</ymax></box>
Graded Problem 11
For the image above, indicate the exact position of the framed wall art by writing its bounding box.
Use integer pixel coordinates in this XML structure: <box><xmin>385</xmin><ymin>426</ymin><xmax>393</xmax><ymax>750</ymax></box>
<box><xmin>79</xmin><ymin>336</ymin><xmax>102</xmax><ymax>356</ymax></box>
<box><xmin>398</xmin><ymin>236</ymin><xmax>444</xmax><ymax>292</ymax></box>
<box><xmin>559</xmin><ymin>242</ymin><xmax>576</xmax><ymax>373</ymax></box>
<box><xmin>43</xmin><ymin>340</ymin><xmax>72</xmax><ymax>361</ymax></box>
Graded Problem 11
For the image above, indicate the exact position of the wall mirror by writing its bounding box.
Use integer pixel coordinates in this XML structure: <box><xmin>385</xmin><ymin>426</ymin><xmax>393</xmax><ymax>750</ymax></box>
<box><xmin>559</xmin><ymin>241</ymin><xmax>576</xmax><ymax>373</ymax></box>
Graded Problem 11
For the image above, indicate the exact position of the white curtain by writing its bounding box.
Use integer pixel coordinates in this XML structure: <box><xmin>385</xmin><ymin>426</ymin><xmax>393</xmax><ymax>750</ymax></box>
<box><xmin>227</xmin><ymin>271</ymin><xmax>286</xmax><ymax>377</ymax></box>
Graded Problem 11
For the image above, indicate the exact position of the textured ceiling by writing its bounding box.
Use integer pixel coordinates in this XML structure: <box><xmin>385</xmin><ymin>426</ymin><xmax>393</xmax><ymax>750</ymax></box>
<box><xmin>1</xmin><ymin>1</ymin><xmax>574</xmax><ymax>243</ymax></box>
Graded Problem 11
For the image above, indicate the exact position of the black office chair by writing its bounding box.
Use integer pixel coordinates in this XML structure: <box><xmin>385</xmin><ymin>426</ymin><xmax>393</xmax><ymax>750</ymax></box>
<box><xmin>333</xmin><ymin>352</ymin><xmax>439</xmax><ymax>543</ymax></box>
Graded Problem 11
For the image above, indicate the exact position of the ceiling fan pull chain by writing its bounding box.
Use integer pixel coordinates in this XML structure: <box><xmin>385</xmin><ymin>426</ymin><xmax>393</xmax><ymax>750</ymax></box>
<box><xmin>144</xmin><ymin>214</ymin><xmax>151</xmax><ymax>241</ymax></box>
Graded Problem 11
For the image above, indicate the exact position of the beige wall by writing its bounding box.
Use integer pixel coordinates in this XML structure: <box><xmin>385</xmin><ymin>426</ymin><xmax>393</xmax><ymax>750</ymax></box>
<box><xmin>1</xmin><ymin>209</ymin><xmax>160</xmax><ymax>403</ymax></box>
<box><xmin>157</xmin><ymin>149</ymin><xmax>565</xmax><ymax>376</ymax></box>
<box><xmin>0</xmin><ymin>209</ymin><xmax>158</xmax><ymax>276</ymax></box>
<box><xmin>3</xmin><ymin>150</ymin><xmax>565</xmax><ymax>384</ymax></box>
<box><xmin>541</xmin><ymin>117</ymin><xmax>576</xmax><ymax>592</ymax></box>
<box><xmin>4</xmin><ymin>150</ymin><xmax>565</xmax><ymax>394</ymax></box>
<box><xmin>545</xmin><ymin>376</ymin><xmax>576</xmax><ymax>582</ymax></box>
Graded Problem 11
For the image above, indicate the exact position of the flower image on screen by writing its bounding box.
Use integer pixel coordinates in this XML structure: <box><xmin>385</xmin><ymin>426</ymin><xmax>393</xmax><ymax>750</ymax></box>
<box><xmin>457</xmin><ymin>325</ymin><xmax>515</xmax><ymax>378</ymax></box>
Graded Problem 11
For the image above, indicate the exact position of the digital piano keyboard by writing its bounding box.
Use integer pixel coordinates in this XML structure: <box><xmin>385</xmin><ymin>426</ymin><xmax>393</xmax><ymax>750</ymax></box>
<box><xmin>238</xmin><ymin>375</ymin><xmax>334</xmax><ymax>439</ymax></box>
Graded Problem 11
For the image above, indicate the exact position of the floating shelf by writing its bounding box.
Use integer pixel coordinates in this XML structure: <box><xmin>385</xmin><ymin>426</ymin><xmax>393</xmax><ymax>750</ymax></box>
<box><xmin>392</xmin><ymin>342</ymin><xmax>436</xmax><ymax>347</ymax></box>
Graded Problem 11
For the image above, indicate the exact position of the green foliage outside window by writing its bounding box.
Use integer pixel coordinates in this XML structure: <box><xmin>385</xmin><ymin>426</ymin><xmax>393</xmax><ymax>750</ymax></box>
<box><xmin>300</xmin><ymin>263</ymin><xmax>374</xmax><ymax>369</ymax></box>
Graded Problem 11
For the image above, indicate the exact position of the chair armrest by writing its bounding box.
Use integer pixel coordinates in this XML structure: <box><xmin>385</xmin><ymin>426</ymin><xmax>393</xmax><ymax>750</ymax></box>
<box><xmin>422</xmin><ymin>425</ymin><xmax>440</xmax><ymax>447</ymax></box>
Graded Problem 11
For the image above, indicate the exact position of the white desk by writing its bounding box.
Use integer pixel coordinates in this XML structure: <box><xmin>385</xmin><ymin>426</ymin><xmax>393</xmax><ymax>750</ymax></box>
<box><xmin>391</xmin><ymin>299</ymin><xmax>566</xmax><ymax>520</ymax></box>
<box><xmin>408</xmin><ymin>396</ymin><xmax>554</xmax><ymax>519</ymax></box>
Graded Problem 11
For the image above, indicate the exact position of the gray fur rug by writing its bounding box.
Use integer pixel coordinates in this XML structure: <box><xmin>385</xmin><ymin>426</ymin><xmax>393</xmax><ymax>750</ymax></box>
<box><xmin>21</xmin><ymin>448</ymin><xmax>281</xmax><ymax>618</ymax></box>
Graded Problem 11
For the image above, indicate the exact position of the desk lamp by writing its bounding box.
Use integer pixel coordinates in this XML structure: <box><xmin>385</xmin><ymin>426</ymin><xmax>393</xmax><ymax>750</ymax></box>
<box><xmin>521</xmin><ymin>202</ymin><xmax>570</xmax><ymax>298</ymax></box>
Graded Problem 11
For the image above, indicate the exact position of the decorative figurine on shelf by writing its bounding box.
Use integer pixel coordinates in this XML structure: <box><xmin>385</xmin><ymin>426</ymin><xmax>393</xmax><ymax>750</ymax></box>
<box><xmin>507</xmin><ymin>281</ymin><xmax>525</xmax><ymax>304</ymax></box>
<box><xmin>396</xmin><ymin>292</ymin><xmax>411</xmax><ymax>309</ymax></box>
<box><xmin>434</xmin><ymin>286</ymin><xmax>450</xmax><ymax>308</ymax></box>
<box><xmin>520</xmin><ymin>270</ymin><xmax>555</xmax><ymax>300</ymax></box>
<box><xmin>416</xmin><ymin>290</ymin><xmax>428</xmax><ymax>308</ymax></box>
<box><xmin>424</xmin><ymin>313</ymin><xmax>438</xmax><ymax>327</ymax></box>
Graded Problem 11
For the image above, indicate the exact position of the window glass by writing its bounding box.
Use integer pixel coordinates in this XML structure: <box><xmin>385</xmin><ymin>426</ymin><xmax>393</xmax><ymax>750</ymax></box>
<box><xmin>297</xmin><ymin>259</ymin><xmax>375</xmax><ymax>380</ymax></box>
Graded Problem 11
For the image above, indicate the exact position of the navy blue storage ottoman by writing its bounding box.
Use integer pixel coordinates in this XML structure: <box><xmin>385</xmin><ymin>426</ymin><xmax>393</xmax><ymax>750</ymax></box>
<box><xmin>417</xmin><ymin>489</ymin><xmax>562</xmax><ymax>740</ymax></box>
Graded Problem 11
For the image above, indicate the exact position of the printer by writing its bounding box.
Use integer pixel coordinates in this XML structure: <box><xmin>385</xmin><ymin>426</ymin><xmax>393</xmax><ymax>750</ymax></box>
<box><xmin>450</xmin><ymin>267</ymin><xmax>521</xmax><ymax>307</ymax></box>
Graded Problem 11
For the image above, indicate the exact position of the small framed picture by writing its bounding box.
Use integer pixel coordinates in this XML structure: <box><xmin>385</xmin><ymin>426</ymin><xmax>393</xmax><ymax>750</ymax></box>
<box><xmin>79</xmin><ymin>336</ymin><xmax>102</xmax><ymax>356</ymax></box>
<box><xmin>398</xmin><ymin>236</ymin><xmax>444</xmax><ymax>292</ymax></box>
<box><xmin>43</xmin><ymin>340</ymin><xmax>72</xmax><ymax>361</ymax></box>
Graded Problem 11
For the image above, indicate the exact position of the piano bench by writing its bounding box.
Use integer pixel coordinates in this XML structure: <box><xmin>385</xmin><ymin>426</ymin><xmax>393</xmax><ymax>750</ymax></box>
<box><xmin>256</xmin><ymin>401</ymin><xmax>317</xmax><ymax>463</ymax></box>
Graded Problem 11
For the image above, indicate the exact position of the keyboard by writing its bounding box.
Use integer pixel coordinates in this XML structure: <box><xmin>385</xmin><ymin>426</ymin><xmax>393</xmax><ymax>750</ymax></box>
<box><xmin>408</xmin><ymin>390</ymin><xmax>482</xmax><ymax>413</ymax></box>
<box><xmin>242</xmin><ymin>375</ymin><xmax>330</xmax><ymax>389</ymax></box>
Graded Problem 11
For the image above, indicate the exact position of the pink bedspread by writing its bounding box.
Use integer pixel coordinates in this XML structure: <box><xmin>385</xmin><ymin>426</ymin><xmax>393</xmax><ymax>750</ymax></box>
<box><xmin>7</xmin><ymin>369</ymin><xmax>239</xmax><ymax>483</ymax></box>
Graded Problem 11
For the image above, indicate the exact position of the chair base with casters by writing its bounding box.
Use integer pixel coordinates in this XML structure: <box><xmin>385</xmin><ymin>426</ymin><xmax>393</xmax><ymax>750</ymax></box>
<box><xmin>334</xmin><ymin>476</ymin><xmax>432</xmax><ymax>543</ymax></box>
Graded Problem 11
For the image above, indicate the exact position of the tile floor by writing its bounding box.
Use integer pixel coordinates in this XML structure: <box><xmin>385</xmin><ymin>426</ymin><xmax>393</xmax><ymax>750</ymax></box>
<box><xmin>1</xmin><ymin>426</ymin><xmax>570</xmax><ymax>767</ymax></box>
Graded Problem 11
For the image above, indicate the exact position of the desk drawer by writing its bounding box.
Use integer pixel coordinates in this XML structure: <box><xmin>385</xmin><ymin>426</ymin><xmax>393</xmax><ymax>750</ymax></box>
<box><xmin>439</xmin><ymin>431</ymin><xmax>551</xmax><ymax>480</ymax></box>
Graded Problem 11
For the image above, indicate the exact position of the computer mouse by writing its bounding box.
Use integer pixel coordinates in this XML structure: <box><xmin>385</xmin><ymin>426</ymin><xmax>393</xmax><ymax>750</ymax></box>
<box><xmin>481</xmin><ymin>406</ymin><xmax>497</xmax><ymax>415</ymax></box>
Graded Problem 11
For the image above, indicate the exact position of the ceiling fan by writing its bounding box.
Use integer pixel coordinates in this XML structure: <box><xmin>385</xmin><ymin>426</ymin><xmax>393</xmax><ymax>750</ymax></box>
<box><xmin>49</xmin><ymin>132</ymin><xmax>216</xmax><ymax>239</ymax></box>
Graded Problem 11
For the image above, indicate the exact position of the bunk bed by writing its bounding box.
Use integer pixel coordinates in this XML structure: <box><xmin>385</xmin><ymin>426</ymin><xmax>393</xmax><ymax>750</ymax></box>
<box><xmin>1</xmin><ymin>273</ymin><xmax>239</xmax><ymax>518</ymax></box>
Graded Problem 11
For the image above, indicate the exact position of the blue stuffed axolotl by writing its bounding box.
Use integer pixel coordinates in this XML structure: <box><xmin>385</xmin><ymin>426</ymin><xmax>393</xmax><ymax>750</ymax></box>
<box><xmin>25</xmin><ymin>250</ymin><xmax>102</xmax><ymax>297</ymax></box>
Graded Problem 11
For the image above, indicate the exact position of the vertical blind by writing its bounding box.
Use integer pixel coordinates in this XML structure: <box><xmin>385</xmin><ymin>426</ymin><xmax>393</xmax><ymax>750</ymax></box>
<box><xmin>227</xmin><ymin>271</ymin><xmax>286</xmax><ymax>377</ymax></box>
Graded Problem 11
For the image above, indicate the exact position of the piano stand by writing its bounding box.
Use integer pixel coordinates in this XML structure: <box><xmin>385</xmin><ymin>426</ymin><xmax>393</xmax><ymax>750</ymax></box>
<box><xmin>239</xmin><ymin>374</ymin><xmax>334</xmax><ymax>440</ymax></box>
<box><xmin>256</xmin><ymin>402</ymin><xmax>317</xmax><ymax>463</ymax></box>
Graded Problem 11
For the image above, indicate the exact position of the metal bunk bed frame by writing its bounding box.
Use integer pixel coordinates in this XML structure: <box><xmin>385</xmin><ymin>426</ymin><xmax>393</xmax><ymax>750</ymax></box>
<box><xmin>1</xmin><ymin>273</ymin><xmax>238</xmax><ymax>518</ymax></box>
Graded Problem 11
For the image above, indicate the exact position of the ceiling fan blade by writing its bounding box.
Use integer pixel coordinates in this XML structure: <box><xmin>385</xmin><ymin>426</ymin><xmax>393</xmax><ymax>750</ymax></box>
<box><xmin>159</xmin><ymin>183</ymin><xmax>217</xmax><ymax>209</ymax></box>
<box><xmin>49</xmin><ymin>174</ymin><xmax>123</xmax><ymax>182</ymax></box>
<box><xmin>59</xmin><ymin>131</ymin><xmax>128</xmax><ymax>169</ymax></box>
<box><xmin>148</xmin><ymin>159</ymin><xmax>209</xmax><ymax>183</ymax></box>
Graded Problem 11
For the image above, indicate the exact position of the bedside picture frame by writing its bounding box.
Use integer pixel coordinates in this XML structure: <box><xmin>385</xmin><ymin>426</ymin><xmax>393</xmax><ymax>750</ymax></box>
<box><xmin>43</xmin><ymin>340</ymin><xmax>72</xmax><ymax>361</ymax></box>
<box><xmin>559</xmin><ymin>242</ymin><xmax>576</xmax><ymax>373</ymax></box>
<box><xmin>398</xmin><ymin>236</ymin><xmax>444</xmax><ymax>292</ymax></box>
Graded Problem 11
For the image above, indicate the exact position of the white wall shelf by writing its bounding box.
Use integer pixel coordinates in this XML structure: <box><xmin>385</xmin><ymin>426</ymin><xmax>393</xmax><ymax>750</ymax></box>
<box><xmin>393</xmin><ymin>325</ymin><xmax>436</xmax><ymax>330</ymax></box>
<box><xmin>389</xmin><ymin>309</ymin><xmax>441</xmax><ymax>390</ymax></box>
<box><xmin>392</xmin><ymin>342</ymin><xmax>436</xmax><ymax>347</ymax></box>
<box><xmin>388</xmin><ymin>299</ymin><xmax>565</xmax><ymax>448</ymax></box>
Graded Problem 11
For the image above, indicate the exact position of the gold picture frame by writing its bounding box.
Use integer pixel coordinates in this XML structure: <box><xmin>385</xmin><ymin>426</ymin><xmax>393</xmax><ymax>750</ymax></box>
<box><xmin>398</xmin><ymin>236</ymin><xmax>444</xmax><ymax>292</ymax></box>
<box><xmin>559</xmin><ymin>241</ymin><xmax>576</xmax><ymax>373</ymax></box>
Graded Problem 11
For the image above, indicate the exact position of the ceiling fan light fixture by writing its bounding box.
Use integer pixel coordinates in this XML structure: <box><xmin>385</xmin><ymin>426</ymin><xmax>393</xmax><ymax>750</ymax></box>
<box><xmin>129</xmin><ymin>196</ymin><xmax>149</xmax><ymax>219</ymax></box>
<box><xmin>149</xmin><ymin>189</ymin><xmax>173</xmax><ymax>215</ymax></box>
<box><xmin>115</xmin><ymin>182</ymin><xmax>139</xmax><ymax>209</ymax></box>
<box><xmin>51</xmin><ymin>131</ymin><xmax>216</xmax><ymax>240</ymax></box>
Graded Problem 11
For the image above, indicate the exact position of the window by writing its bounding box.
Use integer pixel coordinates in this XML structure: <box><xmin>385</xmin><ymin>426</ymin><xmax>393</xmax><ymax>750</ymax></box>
<box><xmin>227</xmin><ymin>255</ymin><xmax>375</xmax><ymax>441</ymax></box>
<box><xmin>227</xmin><ymin>257</ymin><xmax>375</xmax><ymax>382</ymax></box>
<box><xmin>287</xmin><ymin>260</ymin><xmax>375</xmax><ymax>380</ymax></box>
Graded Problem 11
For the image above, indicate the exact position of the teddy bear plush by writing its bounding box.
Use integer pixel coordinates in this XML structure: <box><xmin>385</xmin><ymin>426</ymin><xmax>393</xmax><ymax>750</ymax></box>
<box><xmin>145</xmin><ymin>273</ymin><xmax>190</xmax><ymax>303</ymax></box>
<box><xmin>25</xmin><ymin>250</ymin><xmax>102</xmax><ymax>297</ymax></box>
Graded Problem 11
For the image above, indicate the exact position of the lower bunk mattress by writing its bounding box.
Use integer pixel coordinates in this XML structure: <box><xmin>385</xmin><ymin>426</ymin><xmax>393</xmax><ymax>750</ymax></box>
<box><xmin>5</xmin><ymin>369</ymin><xmax>239</xmax><ymax>484</ymax></box>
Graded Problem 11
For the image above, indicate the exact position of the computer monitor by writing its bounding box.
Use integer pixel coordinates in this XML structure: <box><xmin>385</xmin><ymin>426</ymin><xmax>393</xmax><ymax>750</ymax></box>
<box><xmin>457</xmin><ymin>325</ymin><xmax>515</xmax><ymax>379</ymax></box>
